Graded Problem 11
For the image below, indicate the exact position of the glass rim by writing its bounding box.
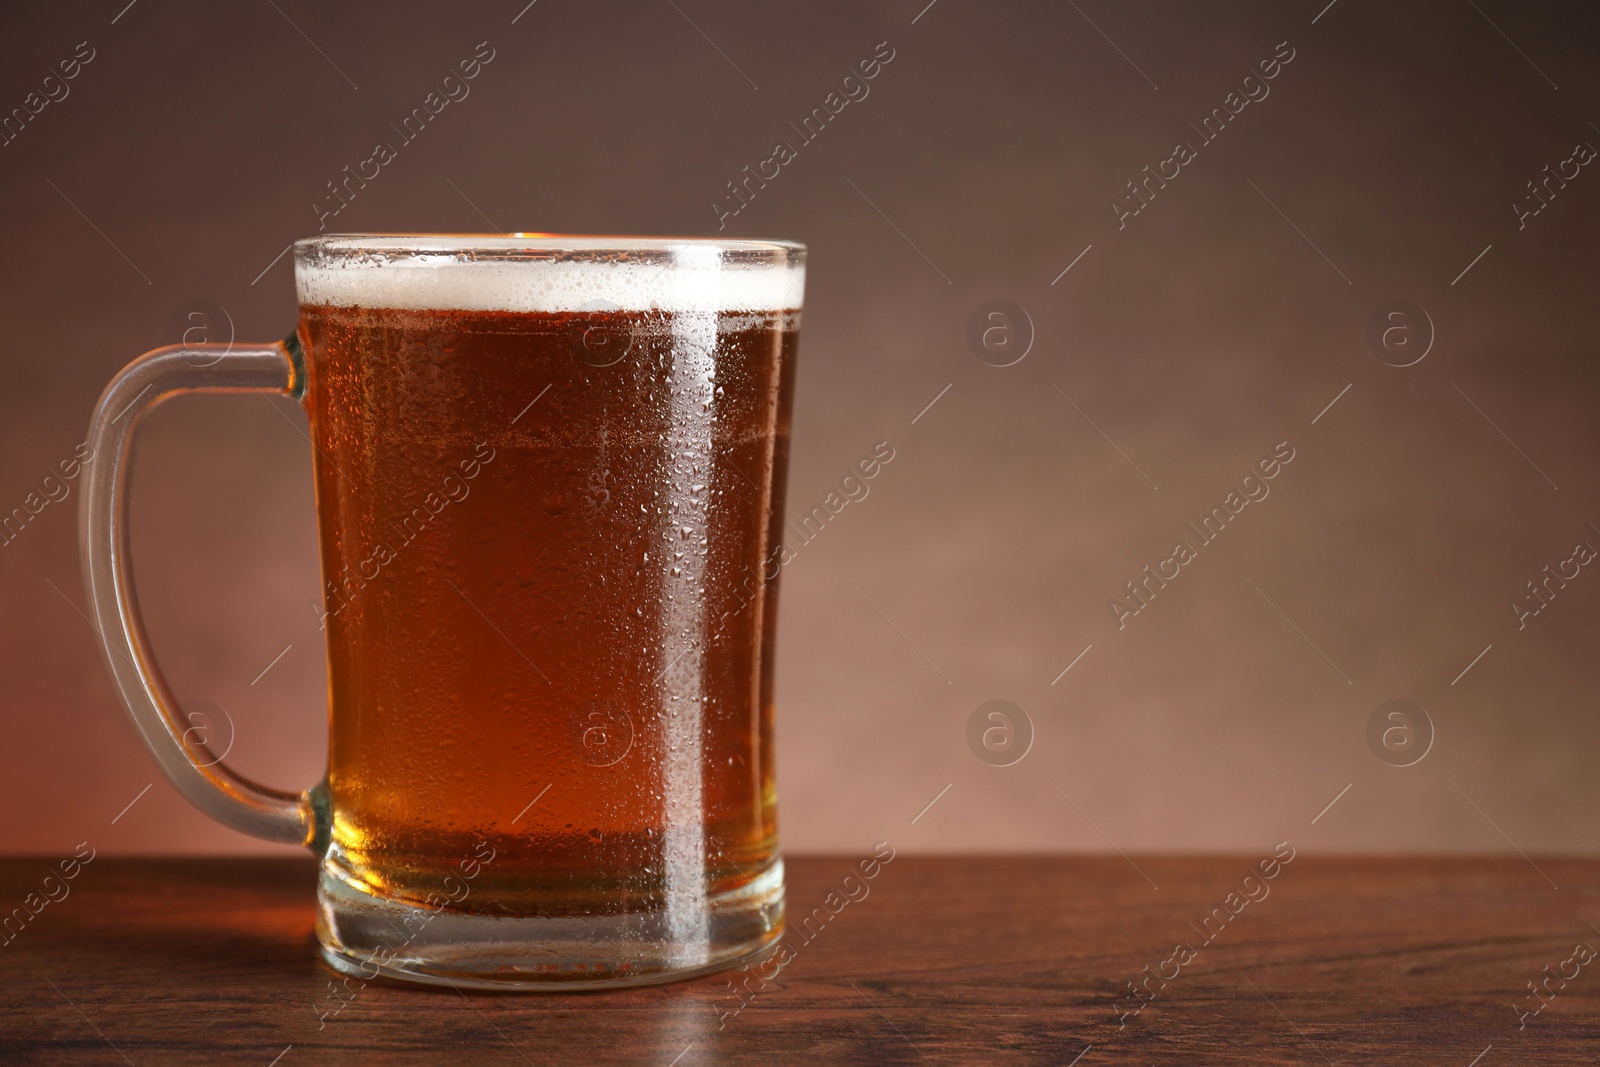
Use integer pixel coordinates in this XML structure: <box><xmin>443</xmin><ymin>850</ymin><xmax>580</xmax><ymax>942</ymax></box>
<box><xmin>295</xmin><ymin>233</ymin><xmax>805</xmax><ymax>261</ymax></box>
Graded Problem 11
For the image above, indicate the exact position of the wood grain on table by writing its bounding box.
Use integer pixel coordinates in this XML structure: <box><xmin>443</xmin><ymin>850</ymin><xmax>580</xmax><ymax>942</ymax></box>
<box><xmin>1</xmin><ymin>856</ymin><xmax>1596</xmax><ymax>1065</ymax></box>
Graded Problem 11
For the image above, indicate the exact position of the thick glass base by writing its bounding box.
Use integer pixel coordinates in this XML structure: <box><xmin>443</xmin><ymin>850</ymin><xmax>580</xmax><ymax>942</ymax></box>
<box><xmin>315</xmin><ymin>857</ymin><xmax>785</xmax><ymax>990</ymax></box>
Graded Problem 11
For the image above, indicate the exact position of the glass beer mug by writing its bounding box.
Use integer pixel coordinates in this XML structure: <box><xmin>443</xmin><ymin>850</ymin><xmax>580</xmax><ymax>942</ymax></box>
<box><xmin>79</xmin><ymin>235</ymin><xmax>803</xmax><ymax>988</ymax></box>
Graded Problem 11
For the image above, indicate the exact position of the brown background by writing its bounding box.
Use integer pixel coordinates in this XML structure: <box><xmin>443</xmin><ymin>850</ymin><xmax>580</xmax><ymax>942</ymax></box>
<box><xmin>0</xmin><ymin>0</ymin><xmax>1596</xmax><ymax>859</ymax></box>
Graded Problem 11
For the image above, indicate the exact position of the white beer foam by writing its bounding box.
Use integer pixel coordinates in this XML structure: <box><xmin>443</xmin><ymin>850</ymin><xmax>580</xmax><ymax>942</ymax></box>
<box><xmin>296</xmin><ymin>241</ymin><xmax>804</xmax><ymax>313</ymax></box>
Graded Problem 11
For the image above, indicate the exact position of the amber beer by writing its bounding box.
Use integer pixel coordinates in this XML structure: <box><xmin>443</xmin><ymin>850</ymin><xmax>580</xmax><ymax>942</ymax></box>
<box><xmin>298</xmin><ymin>241</ymin><xmax>801</xmax><ymax>978</ymax></box>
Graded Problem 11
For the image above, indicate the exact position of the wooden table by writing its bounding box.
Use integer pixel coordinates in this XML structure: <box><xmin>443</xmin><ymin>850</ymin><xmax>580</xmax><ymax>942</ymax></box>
<box><xmin>1</xmin><ymin>856</ymin><xmax>1596</xmax><ymax>1065</ymax></box>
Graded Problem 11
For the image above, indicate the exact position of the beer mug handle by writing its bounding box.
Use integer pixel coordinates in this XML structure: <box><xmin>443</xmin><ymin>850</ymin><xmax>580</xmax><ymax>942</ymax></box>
<box><xmin>80</xmin><ymin>340</ymin><xmax>318</xmax><ymax>847</ymax></box>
